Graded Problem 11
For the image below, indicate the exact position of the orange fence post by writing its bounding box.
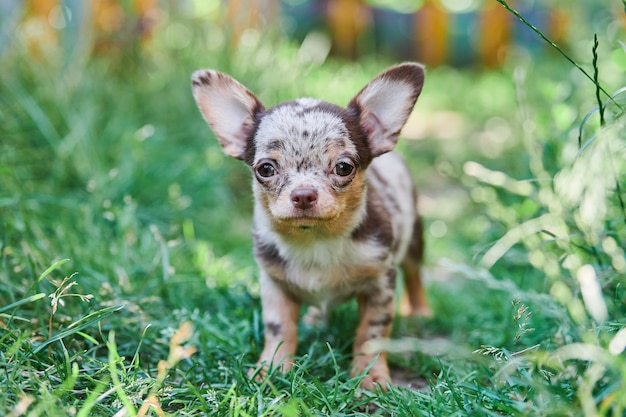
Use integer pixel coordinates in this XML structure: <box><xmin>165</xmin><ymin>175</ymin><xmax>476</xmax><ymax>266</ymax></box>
<box><xmin>478</xmin><ymin>0</ymin><xmax>511</xmax><ymax>68</ymax></box>
<box><xmin>327</xmin><ymin>0</ymin><xmax>369</xmax><ymax>58</ymax></box>
<box><xmin>415</xmin><ymin>0</ymin><xmax>448</xmax><ymax>67</ymax></box>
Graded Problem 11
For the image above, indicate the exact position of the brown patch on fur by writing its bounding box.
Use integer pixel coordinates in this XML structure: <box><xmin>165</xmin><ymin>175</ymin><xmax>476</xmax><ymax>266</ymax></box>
<box><xmin>343</xmin><ymin>106</ymin><xmax>374</xmax><ymax>167</ymax></box>
<box><xmin>345</xmin><ymin>263</ymin><xmax>386</xmax><ymax>281</ymax></box>
<box><xmin>243</xmin><ymin>108</ymin><xmax>265</xmax><ymax>165</ymax></box>
<box><xmin>400</xmin><ymin>217</ymin><xmax>431</xmax><ymax>317</ymax></box>
<box><xmin>368</xmin><ymin>313</ymin><xmax>392</xmax><ymax>327</ymax></box>
<box><xmin>386</xmin><ymin>268</ymin><xmax>397</xmax><ymax>289</ymax></box>
<box><xmin>253</xmin><ymin>238</ymin><xmax>283</xmax><ymax>264</ymax></box>
<box><xmin>267</xmin><ymin>321</ymin><xmax>282</xmax><ymax>337</ymax></box>
<box><xmin>369</xmin><ymin>288</ymin><xmax>394</xmax><ymax>308</ymax></box>
<box><xmin>253</xmin><ymin>237</ymin><xmax>288</xmax><ymax>281</ymax></box>
<box><xmin>351</xmin><ymin>185</ymin><xmax>393</xmax><ymax>249</ymax></box>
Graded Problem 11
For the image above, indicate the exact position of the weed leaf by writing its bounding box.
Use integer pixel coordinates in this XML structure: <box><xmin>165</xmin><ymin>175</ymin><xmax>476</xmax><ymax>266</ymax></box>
<box><xmin>0</xmin><ymin>293</ymin><xmax>46</xmax><ymax>315</ymax></box>
<box><xmin>32</xmin><ymin>304</ymin><xmax>125</xmax><ymax>354</ymax></box>
<box><xmin>37</xmin><ymin>259</ymin><xmax>71</xmax><ymax>282</ymax></box>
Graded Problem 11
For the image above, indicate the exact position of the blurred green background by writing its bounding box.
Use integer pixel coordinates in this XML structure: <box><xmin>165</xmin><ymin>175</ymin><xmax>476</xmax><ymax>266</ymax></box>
<box><xmin>1</xmin><ymin>0</ymin><xmax>625</xmax><ymax>415</ymax></box>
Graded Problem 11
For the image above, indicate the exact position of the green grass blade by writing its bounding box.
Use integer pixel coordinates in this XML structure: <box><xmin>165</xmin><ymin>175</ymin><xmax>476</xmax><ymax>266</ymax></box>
<box><xmin>37</xmin><ymin>259</ymin><xmax>71</xmax><ymax>282</ymax></box>
<box><xmin>592</xmin><ymin>34</ymin><xmax>605</xmax><ymax>127</ymax></box>
<box><xmin>0</xmin><ymin>292</ymin><xmax>46</xmax><ymax>314</ymax></box>
<box><xmin>3</xmin><ymin>79</ymin><xmax>64</xmax><ymax>149</ymax></box>
<box><xmin>107</xmin><ymin>331</ymin><xmax>137</xmax><ymax>417</ymax></box>
<box><xmin>32</xmin><ymin>304</ymin><xmax>125</xmax><ymax>354</ymax></box>
<box><xmin>76</xmin><ymin>377</ymin><xmax>111</xmax><ymax>417</ymax></box>
<box><xmin>54</xmin><ymin>362</ymin><xmax>80</xmax><ymax>396</ymax></box>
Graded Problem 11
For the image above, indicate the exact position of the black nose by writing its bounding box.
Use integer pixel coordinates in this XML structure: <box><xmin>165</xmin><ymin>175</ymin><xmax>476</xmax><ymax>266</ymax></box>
<box><xmin>290</xmin><ymin>188</ymin><xmax>318</xmax><ymax>210</ymax></box>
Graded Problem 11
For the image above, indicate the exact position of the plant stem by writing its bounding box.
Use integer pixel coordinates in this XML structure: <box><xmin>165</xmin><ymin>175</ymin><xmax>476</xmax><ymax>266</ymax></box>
<box><xmin>495</xmin><ymin>0</ymin><xmax>620</xmax><ymax>109</ymax></box>
<box><xmin>592</xmin><ymin>34</ymin><xmax>606</xmax><ymax>127</ymax></box>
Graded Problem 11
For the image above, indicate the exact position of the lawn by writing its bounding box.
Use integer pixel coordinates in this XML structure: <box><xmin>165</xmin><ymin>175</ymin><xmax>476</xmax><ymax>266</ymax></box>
<box><xmin>1</xmin><ymin>1</ymin><xmax>625</xmax><ymax>416</ymax></box>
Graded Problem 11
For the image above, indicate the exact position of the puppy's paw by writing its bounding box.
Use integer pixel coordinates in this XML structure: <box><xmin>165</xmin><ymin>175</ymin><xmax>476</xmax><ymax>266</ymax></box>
<box><xmin>415</xmin><ymin>305</ymin><xmax>434</xmax><ymax>317</ymax></box>
<box><xmin>359</xmin><ymin>372</ymin><xmax>392</xmax><ymax>391</ymax></box>
<box><xmin>402</xmin><ymin>305</ymin><xmax>434</xmax><ymax>318</ymax></box>
<box><xmin>352</xmin><ymin>355</ymin><xmax>392</xmax><ymax>391</ymax></box>
<box><xmin>399</xmin><ymin>296</ymin><xmax>433</xmax><ymax>318</ymax></box>
<box><xmin>247</xmin><ymin>363</ymin><xmax>267</xmax><ymax>381</ymax></box>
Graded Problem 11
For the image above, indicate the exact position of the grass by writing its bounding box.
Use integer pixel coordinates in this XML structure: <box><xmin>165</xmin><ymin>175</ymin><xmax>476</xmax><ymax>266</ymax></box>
<box><xmin>1</xmin><ymin>2</ymin><xmax>626</xmax><ymax>416</ymax></box>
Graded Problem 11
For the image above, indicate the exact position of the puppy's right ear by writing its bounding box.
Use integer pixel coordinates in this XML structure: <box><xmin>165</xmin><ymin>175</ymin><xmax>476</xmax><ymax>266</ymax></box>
<box><xmin>192</xmin><ymin>70</ymin><xmax>264</xmax><ymax>160</ymax></box>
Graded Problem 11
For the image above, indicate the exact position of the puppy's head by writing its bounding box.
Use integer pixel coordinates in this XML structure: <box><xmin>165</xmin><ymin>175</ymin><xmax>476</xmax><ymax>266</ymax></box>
<box><xmin>192</xmin><ymin>64</ymin><xmax>424</xmax><ymax>238</ymax></box>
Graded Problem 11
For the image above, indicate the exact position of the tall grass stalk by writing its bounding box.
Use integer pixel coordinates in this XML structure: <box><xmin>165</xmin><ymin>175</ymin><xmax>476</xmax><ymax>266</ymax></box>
<box><xmin>495</xmin><ymin>0</ymin><xmax>619</xmax><ymax>109</ymax></box>
<box><xmin>592</xmin><ymin>34</ymin><xmax>606</xmax><ymax>127</ymax></box>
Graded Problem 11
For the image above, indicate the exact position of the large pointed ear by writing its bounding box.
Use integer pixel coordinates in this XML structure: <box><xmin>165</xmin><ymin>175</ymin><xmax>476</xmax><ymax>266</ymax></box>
<box><xmin>348</xmin><ymin>63</ymin><xmax>425</xmax><ymax>157</ymax></box>
<box><xmin>191</xmin><ymin>70</ymin><xmax>264</xmax><ymax>160</ymax></box>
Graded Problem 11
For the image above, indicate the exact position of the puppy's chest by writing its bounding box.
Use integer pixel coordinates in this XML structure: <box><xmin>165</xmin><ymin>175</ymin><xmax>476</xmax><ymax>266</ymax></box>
<box><xmin>264</xmin><ymin>236</ymin><xmax>390</xmax><ymax>306</ymax></box>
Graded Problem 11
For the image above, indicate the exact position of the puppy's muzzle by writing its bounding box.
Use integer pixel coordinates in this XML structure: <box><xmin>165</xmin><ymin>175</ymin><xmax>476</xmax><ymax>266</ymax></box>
<box><xmin>290</xmin><ymin>188</ymin><xmax>318</xmax><ymax>211</ymax></box>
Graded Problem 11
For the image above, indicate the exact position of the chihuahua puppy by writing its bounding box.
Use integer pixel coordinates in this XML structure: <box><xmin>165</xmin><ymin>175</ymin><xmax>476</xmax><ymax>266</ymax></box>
<box><xmin>191</xmin><ymin>63</ymin><xmax>430</xmax><ymax>389</ymax></box>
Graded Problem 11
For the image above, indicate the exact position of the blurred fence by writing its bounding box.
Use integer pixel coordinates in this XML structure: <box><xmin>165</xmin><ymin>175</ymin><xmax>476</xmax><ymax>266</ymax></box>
<box><xmin>1</xmin><ymin>0</ymin><xmax>159</xmax><ymax>59</ymax></box>
<box><xmin>2</xmin><ymin>0</ymin><xmax>577</xmax><ymax>67</ymax></box>
<box><xmin>283</xmin><ymin>0</ymin><xmax>569</xmax><ymax>67</ymax></box>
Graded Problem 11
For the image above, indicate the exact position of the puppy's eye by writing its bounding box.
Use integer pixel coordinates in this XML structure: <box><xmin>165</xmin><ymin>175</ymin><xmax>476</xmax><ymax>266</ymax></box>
<box><xmin>256</xmin><ymin>162</ymin><xmax>276</xmax><ymax>178</ymax></box>
<box><xmin>334</xmin><ymin>162</ymin><xmax>354</xmax><ymax>177</ymax></box>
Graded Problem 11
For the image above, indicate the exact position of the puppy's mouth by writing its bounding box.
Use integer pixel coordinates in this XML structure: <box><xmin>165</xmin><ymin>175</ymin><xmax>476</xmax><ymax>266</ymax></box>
<box><xmin>275</xmin><ymin>214</ymin><xmax>335</xmax><ymax>230</ymax></box>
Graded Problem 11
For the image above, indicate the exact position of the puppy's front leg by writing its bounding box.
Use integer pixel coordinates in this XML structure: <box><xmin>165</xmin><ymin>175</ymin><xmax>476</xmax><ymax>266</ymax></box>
<box><xmin>352</xmin><ymin>269</ymin><xmax>396</xmax><ymax>390</ymax></box>
<box><xmin>255</xmin><ymin>270</ymin><xmax>300</xmax><ymax>374</ymax></box>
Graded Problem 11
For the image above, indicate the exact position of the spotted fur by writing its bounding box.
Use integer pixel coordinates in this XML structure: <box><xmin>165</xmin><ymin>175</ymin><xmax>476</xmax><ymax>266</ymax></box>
<box><xmin>191</xmin><ymin>63</ymin><xmax>431</xmax><ymax>390</ymax></box>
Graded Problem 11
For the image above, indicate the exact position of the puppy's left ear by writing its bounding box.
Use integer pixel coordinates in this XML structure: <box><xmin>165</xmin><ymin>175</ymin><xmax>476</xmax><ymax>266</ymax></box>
<box><xmin>348</xmin><ymin>63</ymin><xmax>424</xmax><ymax>157</ymax></box>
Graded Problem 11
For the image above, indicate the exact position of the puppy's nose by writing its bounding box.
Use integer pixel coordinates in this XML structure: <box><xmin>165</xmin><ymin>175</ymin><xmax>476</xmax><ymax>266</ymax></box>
<box><xmin>290</xmin><ymin>188</ymin><xmax>318</xmax><ymax>210</ymax></box>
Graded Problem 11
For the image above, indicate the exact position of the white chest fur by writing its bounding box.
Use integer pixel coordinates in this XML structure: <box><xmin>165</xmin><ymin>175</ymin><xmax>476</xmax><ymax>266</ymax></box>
<box><xmin>262</xmin><ymin>225</ymin><xmax>392</xmax><ymax>307</ymax></box>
